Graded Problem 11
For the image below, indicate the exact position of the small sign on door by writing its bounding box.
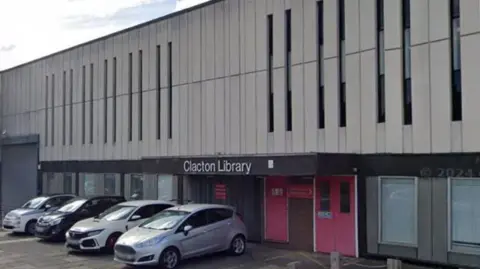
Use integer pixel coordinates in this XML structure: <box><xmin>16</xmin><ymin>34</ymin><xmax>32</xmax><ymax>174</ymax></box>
<box><xmin>318</xmin><ymin>211</ymin><xmax>332</xmax><ymax>219</ymax></box>
<box><xmin>271</xmin><ymin>188</ymin><xmax>284</xmax><ymax>196</ymax></box>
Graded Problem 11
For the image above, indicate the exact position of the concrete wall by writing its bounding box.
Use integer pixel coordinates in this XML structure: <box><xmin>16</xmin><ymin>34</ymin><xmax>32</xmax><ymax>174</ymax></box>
<box><xmin>366</xmin><ymin>176</ymin><xmax>480</xmax><ymax>267</ymax></box>
<box><xmin>1</xmin><ymin>0</ymin><xmax>479</xmax><ymax>160</ymax></box>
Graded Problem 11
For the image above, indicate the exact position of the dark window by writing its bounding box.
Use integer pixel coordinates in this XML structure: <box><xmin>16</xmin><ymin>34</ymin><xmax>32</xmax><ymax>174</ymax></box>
<box><xmin>338</xmin><ymin>0</ymin><xmax>346</xmax><ymax>127</ymax></box>
<box><xmin>82</xmin><ymin>65</ymin><xmax>86</xmax><ymax>144</ymax></box>
<box><xmin>317</xmin><ymin>1</ymin><xmax>325</xmax><ymax>129</ymax></box>
<box><xmin>45</xmin><ymin>76</ymin><xmax>49</xmax><ymax>146</ymax></box>
<box><xmin>207</xmin><ymin>208</ymin><xmax>233</xmax><ymax>224</ymax></box>
<box><xmin>402</xmin><ymin>0</ymin><xmax>412</xmax><ymax>125</ymax></box>
<box><xmin>138</xmin><ymin>50</ymin><xmax>143</xmax><ymax>141</ymax></box>
<box><xmin>104</xmin><ymin>59</ymin><xmax>108</xmax><ymax>144</ymax></box>
<box><xmin>340</xmin><ymin>182</ymin><xmax>351</xmax><ymax>213</ymax></box>
<box><xmin>89</xmin><ymin>63</ymin><xmax>94</xmax><ymax>144</ymax></box>
<box><xmin>285</xmin><ymin>9</ymin><xmax>292</xmax><ymax>131</ymax></box>
<box><xmin>152</xmin><ymin>204</ymin><xmax>173</xmax><ymax>214</ymax></box>
<box><xmin>182</xmin><ymin>210</ymin><xmax>208</xmax><ymax>229</ymax></box>
<box><xmin>104</xmin><ymin>174</ymin><xmax>116</xmax><ymax>195</ymax></box>
<box><xmin>156</xmin><ymin>45</ymin><xmax>161</xmax><ymax>140</ymax></box>
<box><xmin>112</xmin><ymin>57</ymin><xmax>117</xmax><ymax>143</ymax></box>
<box><xmin>377</xmin><ymin>0</ymin><xmax>385</xmax><ymax>123</ymax></box>
<box><xmin>168</xmin><ymin>42</ymin><xmax>173</xmax><ymax>139</ymax></box>
<box><xmin>267</xmin><ymin>14</ymin><xmax>274</xmax><ymax>133</ymax></box>
<box><xmin>62</xmin><ymin>71</ymin><xmax>66</xmax><ymax>145</ymax></box>
<box><xmin>69</xmin><ymin>69</ymin><xmax>73</xmax><ymax>145</ymax></box>
<box><xmin>51</xmin><ymin>74</ymin><xmax>55</xmax><ymax>146</ymax></box>
<box><xmin>63</xmin><ymin>173</ymin><xmax>73</xmax><ymax>193</ymax></box>
<box><xmin>128</xmin><ymin>52</ymin><xmax>133</xmax><ymax>141</ymax></box>
<box><xmin>319</xmin><ymin>181</ymin><xmax>330</xmax><ymax>211</ymax></box>
<box><xmin>451</xmin><ymin>0</ymin><xmax>461</xmax><ymax>121</ymax></box>
<box><xmin>132</xmin><ymin>205</ymin><xmax>156</xmax><ymax>219</ymax></box>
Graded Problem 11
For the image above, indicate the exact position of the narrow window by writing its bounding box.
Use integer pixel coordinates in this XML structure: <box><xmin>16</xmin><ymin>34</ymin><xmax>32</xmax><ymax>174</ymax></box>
<box><xmin>138</xmin><ymin>50</ymin><xmax>143</xmax><ymax>141</ymax></box>
<box><xmin>62</xmin><ymin>71</ymin><xmax>66</xmax><ymax>145</ymax></box>
<box><xmin>112</xmin><ymin>57</ymin><xmax>117</xmax><ymax>143</ymax></box>
<box><xmin>45</xmin><ymin>76</ymin><xmax>49</xmax><ymax>146</ymax></box>
<box><xmin>267</xmin><ymin>14</ymin><xmax>274</xmax><ymax>132</ymax></box>
<box><xmin>317</xmin><ymin>1</ymin><xmax>325</xmax><ymax>129</ymax></box>
<box><xmin>168</xmin><ymin>42</ymin><xmax>173</xmax><ymax>139</ymax></box>
<box><xmin>128</xmin><ymin>52</ymin><xmax>133</xmax><ymax>141</ymax></box>
<box><xmin>51</xmin><ymin>74</ymin><xmax>55</xmax><ymax>146</ymax></box>
<box><xmin>377</xmin><ymin>0</ymin><xmax>386</xmax><ymax>123</ymax></box>
<box><xmin>339</xmin><ymin>0</ymin><xmax>346</xmax><ymax>127</ymax></box>
<box><xmin>69</xmin><ymin>69</ymin><xmax>73</xmax><ymax>145</ymax></box>
<box><xmin>89</xmin><ymin>63</ymin><xmax>94</xmax><ymax>144</ymax></box>
<box><xmin>82</xmin><ymin>65</ymin><xmax>86</xmax><ymax>144</ymax></box>
<box><xmin>402</xmin><ymin>0</ymin><xmax>412</xmax><ymax>125</ymax></box>
<box><xmin>451</xmin><ymin>0</ymin><xmax>461</xmax><ymax>121</ymax></box>
<box><xmin>104</xmin><ymin>59</ymin><xmax>108</xmax><ymax>144</ymax></box>
<box><xmin>340</xmin><ymin>182</ymin><xmax>351</xmax><ymax>213</ymax></box>
<box><xmin>285</xmin><ymin>9</ymin><xmax>292</xmax><ymax>131</ymax></box>
<box><xmin>156</xmin><ymin>45</ymin><xmax>161</xmax><ymax>140</ymax></box>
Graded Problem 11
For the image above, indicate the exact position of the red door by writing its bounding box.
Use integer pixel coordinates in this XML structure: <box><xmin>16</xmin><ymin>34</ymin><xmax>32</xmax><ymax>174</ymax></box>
<box><xmin>264</xmin><ymin>177</ymin><xmax>288</xmax><ymax>242</ymax></box>
<box><xmin>315</xmin><ymin>176</ymin><xmax>356</xmax><ymax>256</ymax></box>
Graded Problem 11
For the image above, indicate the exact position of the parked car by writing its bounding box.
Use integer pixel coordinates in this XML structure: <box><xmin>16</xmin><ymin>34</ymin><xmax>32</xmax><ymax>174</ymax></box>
<box><xmin>34</xmin><ymin>195</ymin><xmax>126</xmax><ymax>241</ymax></box>
<box><xmin>2</xmin><ymin>194</ymin><xmax>76</xmax><ymax>235</ymax></box>
<box><xmin>113</xmin><ymin>204</ymin><xmax>247</xmax><ymax>269</ymax></box>
<box><xmin>65</xmin><ymin>200</ymin><xmax>175</xmax><ymax>252</ymax></box>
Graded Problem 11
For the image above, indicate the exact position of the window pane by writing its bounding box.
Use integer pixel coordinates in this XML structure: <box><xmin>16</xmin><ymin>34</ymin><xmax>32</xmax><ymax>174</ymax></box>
<box><xmin>341</xmin><ymin>41</ymin><xmax>346</xmax><ymax>82</ymax></box>
<box><xmin>379</xmin><ymin>31</ymin><xmax>385</xmax><ymax>75</ymax></box>
<box><xmin>157</xmin><ymin>174</ymin><xmax>174</xmax><ymax>201</ymax></box>
<box><xmin>452</xmin><ymin>18</ymin><xmax>461</xmax><ymax>70</ymax></box>
<box><xmin>404</xmin><ymin>29</ymin><xmax>411</xmax><ymax>78</ymax></box>
<box><xmin>63</xmin><ymin>173</ymin><xmax>74</xmax><ymax>194</ymax></box>
<box><xmin>451</xmin><ymin>179</ymin><xmax>480</xmax><ymax>247</ymax></box>
<box><xmin>340</xmin><ymin>182</ymin><xmax>350</xmax><ymax>213</ymax></box>
<box><xmin>319</xmin><ymin>181</ymin><xmax>331</xmax><ymax>211</ymax></box>
<box><xmin>380</xmin><ymin>177</ymin><xmax>416</xmax><ymax>244</ymax></box>
<box><xmin>130</xmin><ymin>174</ymin><xmax>144</xmax><ymax>200</ymax></box>
<box><xmin>83</xmin><ymin>173</ymin><xmax>97</xmax><ymax>196</ymax></box>
<box><xmin>104</xmin><ymin>174</ymin><xmax>117</xmax><ymax>195</ymax></box>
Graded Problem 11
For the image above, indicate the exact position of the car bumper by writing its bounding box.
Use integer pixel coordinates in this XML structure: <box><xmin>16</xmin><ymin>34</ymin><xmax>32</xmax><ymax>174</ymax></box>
<box><xmin>114</xmin><ymin>245</ymin><xmax>163</xmax><ymax>266</ymax></box>
<box><xmin>65</xmin><ymin>234</ymin><xmax>107</xmax><ymax>251</ymax></box>
<box><xmin>2</xmin><ymin>219</ymin><xmax>24</xmax><ymax>232</ymax></box>
<box><xmin>34</xmin><ymin>224</ymin><xmax>65</xmax><ymax>240</ymax></box>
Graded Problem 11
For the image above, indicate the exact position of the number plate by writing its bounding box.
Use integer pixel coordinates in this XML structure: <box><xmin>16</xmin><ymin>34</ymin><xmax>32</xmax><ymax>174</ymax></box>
<box><xmin>116</xmin><ymin>252</ymin><xmax>134</xmax><ymax>261</ymax></box>
<box><xmin>35</xmin><ymin>226</ymin><xmax>46</xmax><ymax>232</ymax></box>
<box><xmin>67</xmin><ymin>239</ymin><xmax>79</xmax><ymax>245</ymax></box>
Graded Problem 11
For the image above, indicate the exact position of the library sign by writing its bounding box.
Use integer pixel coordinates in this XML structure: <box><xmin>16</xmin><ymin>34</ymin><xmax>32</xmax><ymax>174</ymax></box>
<box><xmin>183</xmin><ymin>160</ymin><xmax>252</xmax><ymax>175</ymax></box>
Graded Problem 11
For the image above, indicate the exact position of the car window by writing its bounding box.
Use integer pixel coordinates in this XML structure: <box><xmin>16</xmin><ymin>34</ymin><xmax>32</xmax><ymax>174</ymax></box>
<box><xmin>207</xmin><ymin>208</ymin><xmax>233</xmax><ymax>224</ymax></box>
<box><xmin>152</xmin><ymin>204</ymin><xmax>173</xmax><ymax>214</ymax></box>
<box><xmin>132</xmin><ymin>205</ymin><xmax>155</xmax><ymax>219</ymax></box>
<box><xmin>180</xmin><ymin>210</ymin><xmax>208</xmax><ymax>230</ymax></box>
<box><xmin>59</xmin><ymin>196</ymin><xmax>74</xmax><ymax>204</ymax></box>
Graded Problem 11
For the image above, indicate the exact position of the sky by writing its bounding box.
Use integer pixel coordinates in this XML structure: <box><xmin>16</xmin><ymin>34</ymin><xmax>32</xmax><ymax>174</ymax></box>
<box><xmin>0</xmin><ymin>0</ymin><xmax>210</xmax><ymax>71</ymax></box>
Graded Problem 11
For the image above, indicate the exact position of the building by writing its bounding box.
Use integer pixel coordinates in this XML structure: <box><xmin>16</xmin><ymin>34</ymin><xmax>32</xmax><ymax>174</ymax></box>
<box><xmin>1</xmin><ymin>0</ymin><xmax>480</xmax><ymax>267</ymax></box>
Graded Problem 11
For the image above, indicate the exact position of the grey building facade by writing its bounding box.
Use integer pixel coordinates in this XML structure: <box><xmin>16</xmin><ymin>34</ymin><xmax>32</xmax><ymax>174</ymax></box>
<box><xmin>1</xmin><ymin>0</ymin><xmax>480</xmax><ymax>267</ymax></box>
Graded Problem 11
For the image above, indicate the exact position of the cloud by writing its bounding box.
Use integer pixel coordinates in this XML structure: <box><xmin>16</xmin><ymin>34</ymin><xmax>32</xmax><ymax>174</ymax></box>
<box><xmin>0</xmin><ymin>45</ymin><xmax>16</xmax><ymax>52</ymax></box>
<box><xmin>63</xmin><ymin>0</ymin><xmax>176</xmax><ymax>29</ymax></box>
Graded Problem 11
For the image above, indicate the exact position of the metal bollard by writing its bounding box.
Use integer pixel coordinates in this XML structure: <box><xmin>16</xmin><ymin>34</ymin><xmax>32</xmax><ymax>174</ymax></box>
<box><xmin>330</xmin><ymin>252</ymin><xmax>341</xmax><ymax>269</ymax></box>
<box><xmin>387</xmin><ymin>258</ymin><xmax>402</xmax><ymax>269</ymax></box>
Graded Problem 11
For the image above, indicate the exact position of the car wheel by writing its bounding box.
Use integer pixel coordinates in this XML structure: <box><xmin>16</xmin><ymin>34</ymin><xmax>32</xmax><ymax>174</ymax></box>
<box><xmin>228</xmin><ymin>235</ymin><xmax>246</xmax><ymax>256</ymax></box>
<box><xmin>25</xmin><ymin>220</ymin><xmax>36</xmax><ymax>235</ymax></box>
<box><xmin>104</xmin><ymin>233</ymin><xmax>121</xmax><ymax>253</ymax></box>
<box><xmin>159</xmin><ymin>247</ymin><xmax>180</xmax><ymax>269</ymax></box>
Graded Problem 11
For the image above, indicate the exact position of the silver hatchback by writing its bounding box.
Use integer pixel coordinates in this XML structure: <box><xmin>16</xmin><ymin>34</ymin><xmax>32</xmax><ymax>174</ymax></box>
<box><xmin>113</xmin><ymin>203</ymin><xmax>248</xmax><ymax>269</ymax></box>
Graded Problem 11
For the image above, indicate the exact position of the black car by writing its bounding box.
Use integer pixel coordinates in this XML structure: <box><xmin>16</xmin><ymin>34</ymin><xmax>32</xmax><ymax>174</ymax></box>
<box><xmin>34</xmin><ymin>195</ymin><xmax>126</xmax><ymax>241</ymax></box>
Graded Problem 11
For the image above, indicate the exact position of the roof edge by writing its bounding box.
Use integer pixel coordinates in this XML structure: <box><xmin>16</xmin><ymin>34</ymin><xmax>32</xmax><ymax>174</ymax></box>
<box><xmin>0</xmin><ymin>0</ymin><xmax>222</xmax><ymax>74</ymax></box>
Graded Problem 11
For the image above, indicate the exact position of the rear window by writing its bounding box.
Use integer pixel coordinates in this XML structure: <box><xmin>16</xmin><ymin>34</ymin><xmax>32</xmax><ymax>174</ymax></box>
<box><xmin>208</xmin><ymin>208</ymin><xmax>234</xmax><ymax>223</ymax></box>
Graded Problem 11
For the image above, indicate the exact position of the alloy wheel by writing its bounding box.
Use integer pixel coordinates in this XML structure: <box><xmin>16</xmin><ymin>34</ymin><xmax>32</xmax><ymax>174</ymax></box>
<box><xmin>162</xmin><ymin>249</ymin><xmax>178</xmax><ymax>269</ymax></box>
<box><xmin>232</xmin><ymin>237</ymin><xmax>245</xmax><ymax>254</ymax></box>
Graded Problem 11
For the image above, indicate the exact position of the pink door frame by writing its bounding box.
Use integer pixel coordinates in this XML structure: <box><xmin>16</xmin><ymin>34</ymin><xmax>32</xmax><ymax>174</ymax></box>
<box><xmin>264</xmin><ymin>176</ymin><xmax>289</xmax><ymax>242</ymax></box>
<box><xmin>314</xmin><ymin>176</ymin><xmax>357</xmax><ymax>257</ymax></box>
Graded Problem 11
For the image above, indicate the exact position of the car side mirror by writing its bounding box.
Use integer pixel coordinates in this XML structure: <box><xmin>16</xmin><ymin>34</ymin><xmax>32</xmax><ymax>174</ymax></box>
<box><xmin>183</xmin><ymin>225</ymin><xmax>193</xmax><ymax>235</ymax></box>
<box><xmin>79</xmin><ymin>208</ymin><xmax>89</xmax><ymax>215</ymax></box>
<box><xmin>44</xmin><ymin>204</ymin><xmax>52</xmax><ymax>211</ymax></box>
<box><xmin>130</xmin><ymin>215</ymin><xmax>141</xmax><ymax>221</ymax></box>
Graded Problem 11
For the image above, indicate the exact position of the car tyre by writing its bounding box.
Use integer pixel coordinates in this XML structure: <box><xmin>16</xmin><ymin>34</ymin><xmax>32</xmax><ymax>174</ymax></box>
<box><xmin>25</xmin><ymin>220</ymin><xmax>36</xmax><ymax>235</ymax></box>
<box><xmin>228</xmin><ymin>235</ymin><xmax>246</xmax><ymax>256</ymax></box>
<box><xmin>159</xmin><ymin>247</ymin><xmax>180</xmax><ymax>269</ymax></box>
<box><xmin>104</xmin><ymin>232</ymin><xmax>121</xmax><ymax>253</ymax></box>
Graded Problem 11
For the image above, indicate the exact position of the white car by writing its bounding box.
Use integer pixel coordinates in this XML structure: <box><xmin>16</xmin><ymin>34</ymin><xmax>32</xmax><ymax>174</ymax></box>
<box><xmin>2</xmin><ymin>194</ymin><xmax>76</xmax><ymax>234</ymax></box>
<box><xmin>65</xmin><ymin>200</ymin><xmax>175</xmax><ymax>252</ymax></box>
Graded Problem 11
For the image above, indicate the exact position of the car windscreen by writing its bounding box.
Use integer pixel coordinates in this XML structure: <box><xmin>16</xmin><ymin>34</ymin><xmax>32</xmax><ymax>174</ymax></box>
<box><xmin>96</xmin><ymin>205</ymin><xmax>136</xmax><ymax>221</ymax></box>
<box><xmin>57</xmin><ymin>198</ymin><xmax>87</xmax><ymax>213</ymax></box>
<box><xmin>21</xmin><ymin>197</ymin><xmax>49</xmax><ymax>209</ymax></box>
<box><xmin>139</xmin><ymin>209</ymin><xmax>190</xmax><ymax>230</ymax></box>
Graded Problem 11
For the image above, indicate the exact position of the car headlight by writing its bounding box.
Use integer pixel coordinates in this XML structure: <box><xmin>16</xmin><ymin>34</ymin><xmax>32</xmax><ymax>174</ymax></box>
<box><xmin>49</xmin><ymin>218</ymin><xmax>63</xmax><ymax>225</ymax></box>
<box><xmin>87</xmin><ymin>229</ymin><xmax>104</xmax><ymax>237</ymax></box>
<box><xmin>133</xmin><ymin>236</ymin><xmax>166</xmax><ymax>248</ymax></box>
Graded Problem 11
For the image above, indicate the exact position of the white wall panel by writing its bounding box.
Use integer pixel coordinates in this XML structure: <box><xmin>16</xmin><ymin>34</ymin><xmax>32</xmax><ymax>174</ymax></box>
<box><xmin>291</xmin><ymin>0</ymin><xmax>304</xmax><ymax>65</ymax></box>
<box><xmin>273</xmin><ymin>68</ymin><xmax>286</xmax><ymax>153</ymax></box>
<box><xmin>214</xmin><ymin>2</ymin><xmax>226</xmax><ymax>77</ymax></box>
<box><xmin>346</xmin><ymin>53</ymin><xmax>361</xmax><ymax>153</ymax></box>
<box><xmin>238</xmin><ymin>0</ymin><xmax>246</xmax><ymax>75</ymax></box>
<box><xmin>171</xmin><ymin>86</ymin><xmax>180</xmax><ymax>156</ymax></box>
<box><xmin>323</xmin><ymin>0</ymin><xmax>338</xmax><ymax>59</ymax></box>
<box><xmin>324</xmin><ymin>58</ymin><xmax>339</xmax><ymax>152</ymax></box>
<box><xmin>292</xmin><ymin>64</ymin><xmax>305</xmax><ymax>152</ymax></box>
<box><xmin>272</xmin><ymin>0</ymin><xmax>285</xmax><ymax>68</ymax></box>
<box><xmin>304</xmin><ymin>62</ymin><xmax>318</xmax><ymax>152</ymax></box>
<box><xmin>460</xmin><ymin>0</ymin><xmax>480</xmax><ymax>35</ymax></box>
<box><xmin>303</xmin><ymin>0</ymin><xmax>316</xmax><ymax>62</ymax></box>
<box><xmin>245</xmin><ymin>0</ymin><xmax>256</xmax><ymax>73</ymax></box>
<box><xmin>229</xmin><ymin>76</ymin><xmax>241</xmax><ymax>154</ymax></box>
<box><xmin>345</xmin><ymin>0</ymin><xmax>360</xmax><ymax>54</ymax></box>
<box><xmin>245</xmin><ymin>73</ymin><xmax>257</xmax><ymax>154</ymax></box>
<box><xmin>239</xmin><ymin>75</ymin><xmax>247</xmax><ymax>153</ymax></box>
<box><xmin>255</xmin><ymin>0</ymin><xmax>267</xmax><ymax>71</ymax></box>
<box><xmin>255</xmin><ymin>72</ymin><xmax>268</xmax><ymax>153</ymax></box>
<box><xmin>228</xmin><ymin>0</ymin><xmax>240</xmax><ymax>75</ymax></box>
